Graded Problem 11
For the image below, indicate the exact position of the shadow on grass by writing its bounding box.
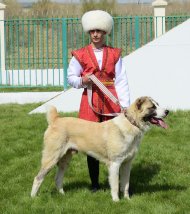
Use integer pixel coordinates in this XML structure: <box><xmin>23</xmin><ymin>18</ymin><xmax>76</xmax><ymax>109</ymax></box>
<box><xmin>129</xmin><ymin>163</ymin><xmax>186</xmax><ymax>195</ymax></box>
<box><xmin>63</xmin><ymin>181</ymin><xmax>90</xmax><ymax>192</ymax></box>
<box><xmin>58</xmin><ymin>162</ymin><xmax>186</xmax><ymax>196</ymax></box>
<box><xmin>47</xmin><ymin>181</ymin><xmax>90</xmax><ymax>196</ymax></box>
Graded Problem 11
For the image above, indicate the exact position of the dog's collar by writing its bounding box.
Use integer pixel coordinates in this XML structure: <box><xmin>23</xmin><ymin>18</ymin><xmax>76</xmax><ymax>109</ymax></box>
<box><xmin>123</xmin><ymin>110</ymin><xmax>140</xmax><ymax>129</ymax></box>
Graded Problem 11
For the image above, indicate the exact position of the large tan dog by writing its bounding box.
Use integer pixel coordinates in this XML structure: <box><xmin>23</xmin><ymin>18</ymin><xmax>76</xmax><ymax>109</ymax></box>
<box><xmin>31</xmin><ymin>96</ymin><xmax>169</xmax><ymax>201</ymax></box>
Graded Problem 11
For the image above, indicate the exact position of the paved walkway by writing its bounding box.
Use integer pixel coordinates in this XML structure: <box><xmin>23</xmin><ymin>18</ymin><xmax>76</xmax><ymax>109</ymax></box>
<box><xmin>0</xmin><ymin>92</ymin><xmax>60</xmax><ymax>104</ymax></box>
<box><xmin>0</xmin><ymin>88</ymin><xmax>83</xmax><ymax>114</ymax></box>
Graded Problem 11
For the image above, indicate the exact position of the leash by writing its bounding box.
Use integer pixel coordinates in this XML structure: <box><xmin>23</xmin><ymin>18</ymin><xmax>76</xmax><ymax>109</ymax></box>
<box><xmin>87</xmin><ymin>75</ymin><xmax>140</xmax><ymax>128</ymax></box>
<box><xmin>87</xmin><ymin>74</ymin><xmax>124</xmax><ymax>116</ymax></box>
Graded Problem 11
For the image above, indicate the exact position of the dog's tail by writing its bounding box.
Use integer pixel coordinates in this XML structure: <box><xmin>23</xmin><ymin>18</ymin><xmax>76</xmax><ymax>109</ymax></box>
<box><xmin>46</xmin><ymin>106</ymin><xmax>59</xmax><ymax>125</ymax></box>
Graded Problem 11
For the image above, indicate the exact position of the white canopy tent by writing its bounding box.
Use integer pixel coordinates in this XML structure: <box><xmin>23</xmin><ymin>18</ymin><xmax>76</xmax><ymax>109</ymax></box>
<box><xmin>122</xmin><ymin>18</ymin><xmax>190</xmax><ymax>110</ymax></box>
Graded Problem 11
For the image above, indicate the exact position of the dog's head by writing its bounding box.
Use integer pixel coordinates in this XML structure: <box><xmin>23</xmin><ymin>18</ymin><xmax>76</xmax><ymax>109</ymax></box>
<box><xmin>127</xmin><ymin>96</ymin><xmax>169</xmax><ymax>130</ymax></box>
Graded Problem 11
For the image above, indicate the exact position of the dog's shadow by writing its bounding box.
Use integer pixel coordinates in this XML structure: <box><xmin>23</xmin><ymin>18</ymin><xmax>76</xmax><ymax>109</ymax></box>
<box><xmin>128</xmin><ymin>163</ymin><xmax>186</xmax><ymax>195</ymax></box>
<box><xmin>60</xmin><ymin>163</ymin><xmax>186</xmax><ymax>195</ymax></box>
<box><xmin>63</xmin><ymin>181</ymin><xmax>90</xmax><ymax>192</ymax></box>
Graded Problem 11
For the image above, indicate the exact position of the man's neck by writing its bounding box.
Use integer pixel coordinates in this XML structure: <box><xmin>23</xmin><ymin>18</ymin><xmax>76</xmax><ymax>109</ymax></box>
<box><xmin>91</xmin><ymin>42</ymin><xmax>105</xmax><ymax>50</ymax></box>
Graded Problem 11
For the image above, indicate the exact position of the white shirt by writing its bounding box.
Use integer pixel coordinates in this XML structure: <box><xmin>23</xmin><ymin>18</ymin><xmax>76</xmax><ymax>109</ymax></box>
<box><xmin>67</xmin><ymin>48</ymin><xmax>130</xmax><ymax>107</ymax></box>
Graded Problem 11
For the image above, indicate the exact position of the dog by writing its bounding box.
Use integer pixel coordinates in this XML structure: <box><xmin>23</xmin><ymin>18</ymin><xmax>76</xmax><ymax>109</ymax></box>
<box><xmin>31</xmin><ymin>96</ymin><xmax>169</xmax><ymax>201</ymax></box>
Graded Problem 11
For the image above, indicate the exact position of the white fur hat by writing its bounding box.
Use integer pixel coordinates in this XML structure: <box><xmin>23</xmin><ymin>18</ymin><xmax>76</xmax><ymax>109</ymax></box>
<box><xmin>81</xmin><ymin>10</ymin><xmax>113</xmax><ymax>34</ymax></box>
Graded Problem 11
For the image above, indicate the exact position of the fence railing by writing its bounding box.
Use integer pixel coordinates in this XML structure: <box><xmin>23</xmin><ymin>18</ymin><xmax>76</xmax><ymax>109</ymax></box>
<box><xmin>0</xmin><ymin>15</ymin><xmax>190</xmax><ymax>89</ymax></box>
<box><xmin>4</xmin><ymin>17</ymin><xmax>154</xmax><ymax>68</ymax></box>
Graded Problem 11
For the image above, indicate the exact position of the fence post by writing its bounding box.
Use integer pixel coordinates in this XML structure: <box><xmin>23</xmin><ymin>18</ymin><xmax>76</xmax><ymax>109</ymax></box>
<box><xmin>62</xmin><ymin>18</ymin><xmax>68</xmax><ymax>90</ymax></box>
<box><xmin>152</xmin><ymin>0</ymin><xmax>167</xmax><ymax>38</ymax></box>
<box><xmin>135</xmin><ymin>16</ymin><xmax>140</xmax><ymax>50</ymax></box>
<box><xmin>0</xmin><ymin>3</ymin><xmax>6</xmax><ymax>74</ymax></box>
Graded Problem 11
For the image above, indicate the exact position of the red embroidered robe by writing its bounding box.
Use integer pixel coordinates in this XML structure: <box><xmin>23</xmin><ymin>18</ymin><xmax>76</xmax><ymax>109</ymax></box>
<box><xmin>72</xmin><ymin>44</ymin><xmax>121</xmax><ymax>122</ymax></box>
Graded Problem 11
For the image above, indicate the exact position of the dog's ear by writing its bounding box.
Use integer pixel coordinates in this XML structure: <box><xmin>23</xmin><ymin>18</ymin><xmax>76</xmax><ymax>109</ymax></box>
<box><xmin>136</xmin><ymin>97</ymin><xmax>146</xmax><ymax>110</ymax></box>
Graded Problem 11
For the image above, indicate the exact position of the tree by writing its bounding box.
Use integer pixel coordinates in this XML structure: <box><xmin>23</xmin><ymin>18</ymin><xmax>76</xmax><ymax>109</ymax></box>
<box><xmin>3</xmin><ymin>0</ymin><xmax>23</xmax><ymax>18</ymax></box>
<box><xmin>81</xmin><ymin>0</ymin><xmax>116</xmax><ymax>14</ymax></box>
<box><xmin>31</xmin><ymin>0</ymin><xmax>57</xmax><ymax>18</ymax></box>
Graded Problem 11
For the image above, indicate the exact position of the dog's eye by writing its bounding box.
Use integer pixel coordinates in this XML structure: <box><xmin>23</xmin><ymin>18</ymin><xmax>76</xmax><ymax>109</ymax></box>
<box><xmin>151</xmin><ymin>104</ymin><xmax>156</xmax><ymax>109</ymax></box>
<box><xmin>148</xmin><ymin>105</ymin><xmax>156</xmax><ymax>110</ymax></box>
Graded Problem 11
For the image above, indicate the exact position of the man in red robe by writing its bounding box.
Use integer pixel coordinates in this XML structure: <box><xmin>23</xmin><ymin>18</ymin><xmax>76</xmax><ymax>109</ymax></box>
<box><xmin>67</xmin><ymin>10</ymin><xmax>130</xmax><ymax>192</ymax></box>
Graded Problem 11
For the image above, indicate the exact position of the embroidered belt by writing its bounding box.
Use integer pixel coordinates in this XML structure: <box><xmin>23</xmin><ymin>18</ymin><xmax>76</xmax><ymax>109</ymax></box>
<box><xmin>101</xmin><ymin>81</ymin><xmax>114</xmax><ymax>86</ymax></box>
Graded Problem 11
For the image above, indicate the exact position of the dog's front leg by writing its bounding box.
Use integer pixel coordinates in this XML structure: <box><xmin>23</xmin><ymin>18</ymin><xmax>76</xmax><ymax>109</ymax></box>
<box><xmin>120</xmin><ymin>160</ymin><xmax>132</xmax><ymax>199</ymax></box>
<box><xmin>108</xmin><ymin>162</ymin><xmax>120</xmax><ymax>202</ymax></box>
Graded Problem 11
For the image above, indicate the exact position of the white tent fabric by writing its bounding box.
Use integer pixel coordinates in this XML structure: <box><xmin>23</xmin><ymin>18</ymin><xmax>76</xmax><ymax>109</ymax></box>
<box><xmin>28</xmin><ymin>88</ymin><xmax>83</xmax><ymax>114</ymax></box>
<box><xmin>123</xmin><ymin>18</ymin><xmax>190</xmax><ymax>110</ymax></box>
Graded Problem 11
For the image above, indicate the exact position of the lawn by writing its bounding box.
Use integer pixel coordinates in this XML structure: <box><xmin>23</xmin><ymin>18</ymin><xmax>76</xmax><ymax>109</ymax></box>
<box><xmin>0</xmin><ymin>104</ymin><xmax>190</xmax><ymax>214</ymax></box>
<box><xmin>0</xmin><ymin>87</ymin><xmax>63</xmax><ymax>93</ymax></box>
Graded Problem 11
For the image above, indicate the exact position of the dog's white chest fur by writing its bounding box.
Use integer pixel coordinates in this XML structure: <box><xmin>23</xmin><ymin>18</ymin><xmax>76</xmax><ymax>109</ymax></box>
<box><xmin>123</xmin><ymin>134</ymin><xmax>141</xmax><ymax>161</ymax></box>
<box><xmin>111</xmin><ymin>115</ymin><xmax>142</xmax><ymax>163</ymax></box>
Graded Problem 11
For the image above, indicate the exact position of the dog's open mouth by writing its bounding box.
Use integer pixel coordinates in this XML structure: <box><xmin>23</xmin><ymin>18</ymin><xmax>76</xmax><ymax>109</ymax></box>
<box><xmin>149</xmin><ymin>117</ymin><xmax>168</xmax><ymax>129</ymax></box>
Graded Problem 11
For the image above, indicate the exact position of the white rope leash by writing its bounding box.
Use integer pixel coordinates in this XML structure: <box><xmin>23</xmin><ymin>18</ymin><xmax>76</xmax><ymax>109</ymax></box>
<box><xmin>87</xmin><ymin>74</ymin><xmax>123</xmax><ymax>116</ymax></box>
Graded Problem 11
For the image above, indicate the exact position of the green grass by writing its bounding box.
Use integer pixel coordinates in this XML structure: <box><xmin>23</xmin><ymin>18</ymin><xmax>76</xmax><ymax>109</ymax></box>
<box><xmin>0</xmin><ymin>87</ymin><xmax>63</xmax><ymax>92</ymax></box>
<box><xmin>0</xmin><ymin>104</ymin><xmax>190</xmax><ymax>214</ymax></box>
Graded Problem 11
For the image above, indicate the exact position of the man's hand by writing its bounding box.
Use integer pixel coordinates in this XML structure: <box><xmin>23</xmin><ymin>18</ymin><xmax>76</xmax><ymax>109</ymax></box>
<box><xmin>82</xmin><ymin>73</ymin><xmax>92</xmax><ymax>86</ymax></box>
<box><xmin>121</xmin><ymin>107</ymin><xmax>128</xmax><ymax>113</ymax></box>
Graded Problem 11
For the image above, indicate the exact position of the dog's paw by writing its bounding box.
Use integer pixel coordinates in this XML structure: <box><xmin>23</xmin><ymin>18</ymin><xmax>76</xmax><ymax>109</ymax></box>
<box><xmin>112</xmin><ymin>196</ymin><xmax>120</xmax><ymax>202</ymax></box>
<box><xmin>59</xmin><ymin>188</ymin><xmax>65</xmax><ymax>195</ymax></box>
<box><xmin>31</xmin><ymin>192</ymin><xmax>36</xmax><ymax>198</ymax></box>
<box><xmin>124</xmin><ymin>195</ymin><xmax>130</xmax><ymax>200</ymax></box>
<box><xmin>31</xmin><ymin>188</ymin><xmax>37</xmax><ymax>198</ymax></box>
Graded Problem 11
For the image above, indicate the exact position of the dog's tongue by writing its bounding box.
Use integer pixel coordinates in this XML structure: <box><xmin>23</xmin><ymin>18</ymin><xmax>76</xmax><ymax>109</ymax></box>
<box><xmin>150</xmin><ymin>118</ymin><xmax>168</xmax><ymax>129</ymax></box>
<box><xmin>158</xmin><ymin>119</ymin><xmax>168</xmax><ymax>129</ymax></box>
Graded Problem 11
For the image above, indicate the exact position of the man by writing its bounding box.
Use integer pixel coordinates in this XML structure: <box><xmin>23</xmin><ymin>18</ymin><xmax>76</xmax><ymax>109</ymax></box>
<box><xmin>67</xmin><ymin>10</ymin><xmax>130</xmax><ymax>192</ymax></box>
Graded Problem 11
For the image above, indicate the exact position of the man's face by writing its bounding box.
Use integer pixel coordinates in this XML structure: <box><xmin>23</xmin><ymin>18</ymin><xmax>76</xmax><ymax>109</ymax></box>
<box><xmin>89</xmin><ymin>29</ymin><xmax>106</xmax><ymax>44</ymax></box>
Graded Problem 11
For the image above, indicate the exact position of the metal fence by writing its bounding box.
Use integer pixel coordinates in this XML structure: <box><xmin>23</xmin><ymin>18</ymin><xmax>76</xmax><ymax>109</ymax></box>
<box><xmin>1</xmin><ymin>15</ymin><xmax>190</xmax><ymax>89</ymax></box>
